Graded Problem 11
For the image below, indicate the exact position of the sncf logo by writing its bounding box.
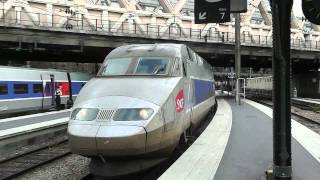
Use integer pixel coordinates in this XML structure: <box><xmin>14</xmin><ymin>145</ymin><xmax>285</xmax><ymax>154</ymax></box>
<box><xmin>175</xmin><ymin>90</ymin><xmax>184</xmax><ymax>112</ymax></box>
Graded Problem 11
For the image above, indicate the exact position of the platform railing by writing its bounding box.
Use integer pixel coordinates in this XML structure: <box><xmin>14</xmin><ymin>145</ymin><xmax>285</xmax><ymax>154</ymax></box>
<box><xmin>0</xmin><ymin>9</ymin><xmax>320</xmax><ymax>51</ymax></box>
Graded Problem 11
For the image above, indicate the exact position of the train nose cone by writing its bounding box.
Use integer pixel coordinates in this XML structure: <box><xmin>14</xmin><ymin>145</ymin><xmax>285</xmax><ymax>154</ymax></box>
<box><xmin>68</xmin><ymin>124</ymin><xmax>100</xmax><ymax>156</ymax></box>
<box><xmin>68</xmin><ymin>124</ymin><xmax>147</xmax><ymax>157</ymax></box>
<box><xmin>96</xmin><ymin>125</ymin><xmax>146</xmax><ymax>156</ymax></box>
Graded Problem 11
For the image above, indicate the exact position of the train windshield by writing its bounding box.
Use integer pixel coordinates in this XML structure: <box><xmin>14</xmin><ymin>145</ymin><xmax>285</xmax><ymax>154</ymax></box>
<box><xmin>99</xmin><ymin>57</ymin><xmax>170</xmax><ymax>76</ymax></box>
<box><xmin>135</xmin><ymin>58</ymin><xmax>168</xmax><ymax>75</ymax></box>
<box><xmin>101</xmin><ymin>58</ymin><xmax>131</xmax><ymax>75</ymax></box>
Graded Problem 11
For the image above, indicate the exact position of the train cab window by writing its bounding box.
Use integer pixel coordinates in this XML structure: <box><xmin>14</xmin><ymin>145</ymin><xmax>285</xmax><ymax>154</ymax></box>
<box><xmin>14</xmin><ymin>84</ymin><xmax>28</xmax><ymax>94</ymax></box>
<box><xmin>33</xmin><ymin>84</ymin><xmax>43</xmax><ymax>94</ymax></box>
<box><xmin>101</xmin><ymin>58</ymin><xmax>132</xmax><ymax>76</ymax></box>
<box><xmin>0</xmin><ymin>84</ymin><xmax>8</xmax><ymax>95</ymax></box>
<box><xmin>135</xmin><ymin>58</ymin><xmax>169</xmax><ymax>75</ymax></box>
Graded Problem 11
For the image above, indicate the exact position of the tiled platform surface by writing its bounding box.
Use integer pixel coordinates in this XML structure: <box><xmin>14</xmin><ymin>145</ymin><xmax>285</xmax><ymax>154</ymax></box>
<box><xmin>160</xmin><ymin>97</ymin><xmax>320</xmax><ymax>180</ymax></box>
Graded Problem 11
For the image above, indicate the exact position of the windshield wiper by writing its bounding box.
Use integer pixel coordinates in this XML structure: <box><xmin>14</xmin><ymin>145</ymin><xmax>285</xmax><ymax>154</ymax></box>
<box><xmin>153</xmin><ymin>65</ymin><xmax>166</xmax><ymax>74</ymax></box>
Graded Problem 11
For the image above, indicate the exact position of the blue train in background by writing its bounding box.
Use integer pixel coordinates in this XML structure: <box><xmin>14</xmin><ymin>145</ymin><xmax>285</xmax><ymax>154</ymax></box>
<box><xmin>0</xmin><ymin>66</ymin><xmax>92</xmax><ymax>115</ymax></box>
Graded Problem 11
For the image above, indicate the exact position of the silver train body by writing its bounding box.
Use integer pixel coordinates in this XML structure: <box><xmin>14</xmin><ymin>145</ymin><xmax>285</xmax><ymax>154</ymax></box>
<box><xmin>0</xmin><ymin>66</ymin><xmax>92</xmax><ymax>115</ymax></box>
<box><xmin>68</xmin><ymin>44</ymin><xmax>216</xmax><ymax>175</ymax></box>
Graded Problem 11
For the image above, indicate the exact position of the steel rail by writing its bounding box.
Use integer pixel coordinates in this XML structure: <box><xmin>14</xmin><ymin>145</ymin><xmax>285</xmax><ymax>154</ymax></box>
<box><xmin>0</xmin><ymin>140</ymin><xmax>71</xmax><ymax>180</ymax></box>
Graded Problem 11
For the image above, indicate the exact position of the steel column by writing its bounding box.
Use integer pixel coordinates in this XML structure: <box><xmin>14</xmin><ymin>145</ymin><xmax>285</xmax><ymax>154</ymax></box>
<box><xmin>271</xmin><ymin>0</ymin><xmax>293</xmax><ymax>179</ymax></box>
<box><xmin>235</xmin><ymin>13</ymin><xmax>241</xmax><ymax>105</ymax></box>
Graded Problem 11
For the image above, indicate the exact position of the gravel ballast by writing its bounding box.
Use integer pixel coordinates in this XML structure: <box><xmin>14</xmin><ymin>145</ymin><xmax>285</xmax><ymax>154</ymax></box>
<box><xmin>13</xmin><ymin>154</ymin><xmax>90</xmax><ymax>180</ymax></box>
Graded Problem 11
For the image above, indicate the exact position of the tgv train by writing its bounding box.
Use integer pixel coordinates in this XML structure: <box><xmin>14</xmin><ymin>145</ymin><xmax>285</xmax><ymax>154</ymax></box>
<box><xmin>68</xmin><ymin>44</ymin><xmax>216</xmax><ymax>176</ymax></box>
<box><xmin>0</xmin><ymin>66</ymin><xmax>92</xmax><ymax>115</ymax></box>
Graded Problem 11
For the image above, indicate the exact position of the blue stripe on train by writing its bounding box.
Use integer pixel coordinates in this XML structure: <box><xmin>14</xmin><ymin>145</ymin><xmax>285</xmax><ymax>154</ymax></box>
<box><xmin>71</xmin><ymin>82</ymin><xmax>86</xmax><ymax>95</ymax></box>
<box><xmin>0</xmin><ymin>81</ymin><xmax>86</xmax><ymax>100</ymax></box>
<box><xmin>193</xmin><ymin>79</ymin><xmax>215</xmax><ymax>106</ymax></box>
<box><xmin>0</xmin><ymin>81</ymin><xmax>43</xmax><ymax>100</ymax></box>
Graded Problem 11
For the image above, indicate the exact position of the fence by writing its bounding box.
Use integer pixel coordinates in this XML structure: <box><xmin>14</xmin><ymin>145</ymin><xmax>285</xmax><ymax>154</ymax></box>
<box><xmin>0</xmin><ymin>9</ymin><xmax>319</xmax><ymax>50</ymax></box>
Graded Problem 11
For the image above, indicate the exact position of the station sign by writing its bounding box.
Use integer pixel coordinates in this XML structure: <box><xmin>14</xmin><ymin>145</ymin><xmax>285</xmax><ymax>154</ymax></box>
<box><xmin>195</xmin><ymin>0</ymin><xmax>231</xmax><ymax>24</ymax></box>
<box><xmin>194</xmin><ymin>0</ymin><xmax>247</xmax><ymax>24</ymax></box>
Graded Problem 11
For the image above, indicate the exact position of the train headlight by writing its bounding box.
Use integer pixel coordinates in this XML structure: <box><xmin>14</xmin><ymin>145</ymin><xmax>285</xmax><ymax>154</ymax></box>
<box><xmin>70</xmin><ymin>108</ymin><xmax>99</xmax><ymax>121</ymax></box>
<box><xmin>113</xmin><ymin>108</ymin><xmax>154</xmax><ymax>121</ymax></box>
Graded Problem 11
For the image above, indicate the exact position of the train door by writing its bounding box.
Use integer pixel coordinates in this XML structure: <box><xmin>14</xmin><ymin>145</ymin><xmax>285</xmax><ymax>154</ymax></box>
<box><xmin>182</xmin><ymin>59</ymin><xmax>193</xmax><ymax>130</ymax></box>
<box><xmin>41</xmin><ymin>74</ymin><xmax>56</xmax><ymax>109</ymax></box>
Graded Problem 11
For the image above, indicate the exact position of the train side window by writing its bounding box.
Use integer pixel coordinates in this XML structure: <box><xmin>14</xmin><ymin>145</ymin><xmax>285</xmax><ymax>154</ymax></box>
<box><xmin>186</xmin><ymin>47</ymin><xmax>192</xmax><ymax>61</ymax></box>
<box><xmin>182</xmin><ymin>62</ymin><xmax>187</xmax><ymax>77</ymax></box>
<box><xmin>33</xmin><ymin>84</ymin><xmax>43</xmax><ymax>94</ymax></box>
<box><xmin>14</xmin><ymin>84</ymin><xmax>28</xmax><ymax>94</ymax></box>
<box><xmin>188</xmin><ymin>48</ymin><xmax>197</xmax><ymax>62</ymax></box>
<box><xmin>0</xmin><ymin>84</ymin><xmax>8</xmax><ymax>95</ymax></box>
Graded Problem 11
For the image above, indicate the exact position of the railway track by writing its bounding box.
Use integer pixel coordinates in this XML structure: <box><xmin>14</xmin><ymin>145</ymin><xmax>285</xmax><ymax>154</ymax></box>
<box><xmin>0</xmin><ymin>140</ymin><xmax>71</xmax><ymax>180</ymax></box>
<box><xmin>291</xmin><ymin>111</ymin><xmax>320</xmax><ymax>126</ymax></box>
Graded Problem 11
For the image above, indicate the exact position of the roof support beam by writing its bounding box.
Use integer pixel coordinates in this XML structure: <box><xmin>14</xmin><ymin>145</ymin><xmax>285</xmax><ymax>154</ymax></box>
<box><xmin>173</xmin><ymin>0</ymin><xmax>186</xmax><ymax>15</ymax></box>
<box><xmin>159</xmin><ymin>0</ymin><xmax>174</xmax><ymax>13</ymax></box>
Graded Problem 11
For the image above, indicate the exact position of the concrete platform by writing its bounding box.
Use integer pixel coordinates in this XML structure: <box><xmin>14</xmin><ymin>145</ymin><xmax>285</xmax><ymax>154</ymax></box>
<box><xmin>159</xmin><ymin>98</ymin><xmax>232</xmax><ymax>180</ymax></box>
<box><xmin>0</xmin><ymin>110</ymin><xmax>70</xmax><ymax>139</ymax></box>
<box><xmin>160</xmin><ymin>97</ymin><xmax>320</xmax><ymax>180</ymax></box>
<box><xmin>295</xmin><ymin>98</ymin><xmax>320</xmax><ymax>103</ymax></box>
<box><xmin>292</xmin><ymin>98</ymin><xmax>320</xmax><ymax>107</ymax></box>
